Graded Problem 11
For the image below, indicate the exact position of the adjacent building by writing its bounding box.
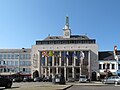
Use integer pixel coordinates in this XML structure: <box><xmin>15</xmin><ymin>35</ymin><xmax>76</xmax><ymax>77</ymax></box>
<box><xmin>0</xmin><ymin>48</ymin><xmax>31</xmax><ymax>76</ymax></box>
<box><xmin>31</xmin><ymin>17</ymin><xmax>99</xmax><ymax>81</ymax></box>
<box><xmin>98</xmin><ymin>49</ymin><xmax>120</xmax><ymax>79</ymax></box>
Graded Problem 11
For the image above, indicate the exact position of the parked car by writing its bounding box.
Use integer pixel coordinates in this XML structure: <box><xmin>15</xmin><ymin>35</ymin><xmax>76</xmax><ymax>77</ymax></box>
<box><xmin>43</xmin><ymin>76</ymin><xmax>52</xmax><ymax>82</ymax></box>
<box><xmin>23</xmin><ymin>77</ymin><xmax>33</xmax><ymax>82</ymax></box>
<box><xmin>53</xmin><ymin>74</ymin><xmax>66</xmax><ymax>84</ymax></box>
<box><xmin>13</xmin><ymin>77</ymin><xmax>23</xmax><ymax>82</ymax></box>
<box><xmin>102</xmin><ymin>76</ymin><xmax>120</xmax><ymax>84</ymax></box>
<box><xmin>34</xmin><ymin>77</ymin><xmax>42</xmax><ymax>82</ymax></box>
<box><xmin>0</xmin><ymin>77</ymin><xmax>12</xmax><ymax>88</ymax></box>
<box><xmin>67</xmin><ymin>77</ymin><xmax>75</xmax><ymax>82</ymax></box>
<box><xmin>43</xmin><ymin>76</ymin><xmax>50</xmax><ymax>82</ymax></box>
<box><xmin>79</xmin><ymin>75</ymin><xmax>88</xmax><ymax>83</ymax></box>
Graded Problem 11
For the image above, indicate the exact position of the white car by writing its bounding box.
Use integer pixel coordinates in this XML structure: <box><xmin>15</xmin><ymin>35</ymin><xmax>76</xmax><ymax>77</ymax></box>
<box><xmin>79</xmin><ymin>75</ymin><xmax>88</xmax><ymax>83</ymax></box>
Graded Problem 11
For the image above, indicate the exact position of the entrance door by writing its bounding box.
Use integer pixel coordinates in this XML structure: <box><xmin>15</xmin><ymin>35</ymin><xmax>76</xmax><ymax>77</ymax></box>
<box><xmin>92</xmin><ymin>72</ymin><xmax>97</xmax><ymax>81</ymax></box>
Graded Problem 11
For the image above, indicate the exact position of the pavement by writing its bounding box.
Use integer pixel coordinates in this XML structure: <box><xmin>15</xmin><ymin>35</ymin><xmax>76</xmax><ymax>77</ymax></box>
<box><xmin>10</xmin><ymin>82</ymin><xmax>73</xmax><ymax>90</ymax></box>
<box><xmin>3</xmin><ymin>81</ymin><xmax>105</xmax><ymax>90</ymax></box>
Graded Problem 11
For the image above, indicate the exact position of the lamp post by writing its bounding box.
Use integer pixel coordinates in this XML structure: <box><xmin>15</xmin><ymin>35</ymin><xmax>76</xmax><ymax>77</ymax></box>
<box><xmin>18</xmin><ymin>48</ymin><xmax>26</xmax><ymax>73</ymax></box>
<box><xmin>18</xmin><ymin>53</ymin><xmax>20</xmax><ymax>73</ymax></box>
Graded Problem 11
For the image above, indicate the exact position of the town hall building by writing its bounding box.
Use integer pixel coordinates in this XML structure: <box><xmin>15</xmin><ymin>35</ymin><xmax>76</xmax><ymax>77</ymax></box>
<box><xmin>31</xmin><ymin>17</ymin><xmax>99</xmax><ymax>81</ymax></box>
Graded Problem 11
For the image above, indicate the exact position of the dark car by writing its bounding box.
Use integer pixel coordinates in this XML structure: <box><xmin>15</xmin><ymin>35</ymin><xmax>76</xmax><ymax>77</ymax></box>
<box><xmin>23</xmin><ymin>77</ymin><xmax>33</xmax><ymax>82</ymax></box>
<box><xmin>43</xmin><ymin>76</ymin><xmax>50</xmax><ymax>82</ymax></box>
<box><xmin>34</xmin><ymin>77</ymin><xmax>42</xmax><ymax>82</ymax></box>
<box><xmin>13</xmin><ymin>77</ymin><xmax>23</xmax><ymax>82</ymax></box>
<box><xmin>53</xmin><ymin>74</ymin><xmax>66</xmax><ymax>84</ymax></box>
<box><xmin>0</xmin><ymin>77</ymin><xmax>12</xmax><ymax>88</ymax></box>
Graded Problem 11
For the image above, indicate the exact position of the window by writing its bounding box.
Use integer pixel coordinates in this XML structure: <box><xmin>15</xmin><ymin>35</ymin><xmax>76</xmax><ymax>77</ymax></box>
<box><xmin>69</xmin><ymin>69</ymin><xmax>72</xmax><ymax>73</ymax></box>
<box><xmin>8</xmin><ymin>54</ymin><xmax>11</xmax><ymax>59</ymax></box>
<box><xmin>23</xmin><ymin>68</ymin><xmax>25</xmax><ymax>72</ymax></box>
<box><xmin>11</xmin><ymin>61</ymin><xmax>14</xmax><ymax>65</ymax></box>
<box><xmin>15</xmin><ymin>61</ymin><xmax>18</xmax><ymax>66</ymax></box>
<box><xmin>112</xmin><ymin>64</ymin><xmax>115</xmax><ymax>69</ymax></box>
<box><xmin>0</xmin><ymin>54</ymin><xmax>2</xmax><ymax>59</ymax></box>
<box><xmin>41</xmin><ymin>57</ymin><xmax>45</xmax><ymax>66</ymax></box>
<box><xmin>4</xmin><ymin>54</ymin><xmax>7</xmax><ymax>59</ymax></box>
<box><xmin>7</xmin><ymin>61</ymin><xmax>11</xmax><ymax>65</ymax></box>
<box><xmin>20</xmin><ymin>54</ymin><xmax>23</xmax><ymax>59</ymax></box>
<box><xmin>107</xmin><ymin>64</ymin><xmax>110</xmax><ymax>69</ymax></box>
<box><xmin>15</xmin><ymin>54</ymin><xmax>19</xmax><ymax>59</ymax></box>
<box><xmin>103</xmin><ymin>64</ymin><xmax>105</xmax><ymax>69</ymax></box>
<box><xmin>118</xmin><ymin>64</ymin><xmax>120</xmax><ymax>69</ymax></box>
<box><xmin>25</xmin><ymin>61</ymin><xmax>31</xmax><ymax>66</ymax></box>
<box><xmin>23</xmin><ymin>54</ymin><xmax>25</xmax><ymax>59</ymax></box>
<box><xmin>3</xmin><ymin>61</ymin><xmax>6</xmax><ymax>65</ymax></box>
<box><xmin>99</xmin><ymin>64</ymin><xmax>102</xmax><ymax>69</ymax></box>
<box><xmin>76</xmin><ymin>68</ymin><xmax>80</xmax><ymax>73</ymax></box>
<box><xmin>20</xmin><ymin>61</ymin><xmax>25</xmax><ymax>66</ymax></box>
<box><xmin>25</xmin><ymin>54</ymin><xmax>30</xmax><ymax>59</ymax></box>
<box><xmin>11</xmin><ymin>54</ymin><xmax>14</xmax><ymax>59</ymax></box>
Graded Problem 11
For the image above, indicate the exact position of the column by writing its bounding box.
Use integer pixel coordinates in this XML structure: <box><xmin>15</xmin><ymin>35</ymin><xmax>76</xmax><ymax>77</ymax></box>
<box><xmin>45</xmin><ymin>68</ymin><xmax>47</xmax><ymax>77</ymax></box>
<box><xmin>64</xmin><ymin>67</ymin><xmax>66</xmax><ymax>80</ymax></box>
<box><xmin>52</xmin><ymin>68</ymin><xmax>55</xmax><ymax>78</ymax></box>
<box><xmin>52</xmin><ymin>55</ymin><xmax>54</xmax><ymax>66</ymax></box>
<box><xmin>80</xmin><ymin>64</ymin><xmax>82</xmax><ymax>76</ymax></box>
<box><xmin>88</xmin><ymin>50</ymin><xmax>91</xmax><ymax>79</ymax></box>
<box><xmin>72</xmin><ymin>67</ymin><xmax>74</xmax><ymax>78</ymax></box>
<box><xmin>74</xmin><ymin>51</ymin><xmax>76</xmax><ymax>66</ymax></box>
<box><xmin>38</xmin><ymin>51</ymin><xmax>41</xmax><ymax>76</ymax></box>
<box><xmin>45</xmin><ymin>57</ymin><xmax>47</xmax><ymax>66</ymax></box>
<box><xmin>41</xmin><ymin>67</ymin><xmax>43</xmax><ymax>76</ymax></box>
<box><xmin>48</xmin><ymin>67</ymin><xmax>50</xmax><ymax>76</ymax></box>
<box><xmin>59</xmin><ymin>51</ymin><xmax>61</xmax><ymax>66</ymax></box>
<box><xmin>67</xmin><ymin>51</ymin><xmax>69</xmax><ymax>66</ymax></box>
<box><xmin>56</xmin><ymin>67</ymin><xmax>58</xmax><ymax>74</ymax></box>
<box><xmin>67</xmin><ymin>68</ymin><xmax>69</xmax><ymax>79</ymax></box>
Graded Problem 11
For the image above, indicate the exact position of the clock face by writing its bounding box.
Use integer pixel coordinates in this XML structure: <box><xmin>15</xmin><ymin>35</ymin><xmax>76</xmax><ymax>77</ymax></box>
<box><xmin>65</xmin><ymin>32</ymin><xmax>69</xmax><ymax>36</ymax></box>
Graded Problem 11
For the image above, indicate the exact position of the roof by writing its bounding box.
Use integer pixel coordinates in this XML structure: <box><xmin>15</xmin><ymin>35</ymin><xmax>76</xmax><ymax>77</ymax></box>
<box><xmin>0</xmin><ymin>48</ymin><xmax>31</xmax><ymax>53</ymax></box>
<box><xmin>98</xmin><ymin>51</ymin><xmax>115</xmax><ymax>60</ymax></box>
<box><xmin>44</xmin><ymin>35</ymin><xmax>90</xmax><ymax>41</ymax></box>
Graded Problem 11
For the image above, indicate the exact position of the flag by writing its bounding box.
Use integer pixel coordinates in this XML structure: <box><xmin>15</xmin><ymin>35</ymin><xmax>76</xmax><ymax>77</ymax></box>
<box><xmin>49</xmin><ymin>51</ymin><xmax>54</xmax><ymax>56</ymax></box>
<box><xmin>63</xmin><ymin>51</ymin><xmax>69</xmax><ymax>58</ymax></box>
<box><xmin>80</xmin><ymin>51</ymin><xmax>85</xmax><ymax>59</ymax></box>
<box><xmin>42</xmin><ymin>51</ymin><xmax>49</xmax><ymax>57</ymax></box>
<box><xmin>54</xmin><ymin>52</ymin><xmax>61</xmax><ymax>58</ymax></box>
<box><xmin>65</xmin><ymin>54</ymin><xmax>69</xmax><ymax>58</ymax></box>
<box><xmin>72</xmin><ymin>53</ymin><xmax>78</xmax><ymax>59</ymax></box>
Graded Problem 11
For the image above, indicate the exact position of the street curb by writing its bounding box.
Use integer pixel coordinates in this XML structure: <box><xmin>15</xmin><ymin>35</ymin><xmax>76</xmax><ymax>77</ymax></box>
<box><xmin>73</xmin><ymin>83</ymin><xmax>106</xmax><ymax>86</ymax></box>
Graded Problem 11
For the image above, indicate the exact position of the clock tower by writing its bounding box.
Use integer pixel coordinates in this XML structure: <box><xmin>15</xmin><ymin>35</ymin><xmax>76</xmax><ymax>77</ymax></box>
<box><xmin>63</xmin><ymin>16</ymin><xmax>71</xmax><ymax>38</ymax></box>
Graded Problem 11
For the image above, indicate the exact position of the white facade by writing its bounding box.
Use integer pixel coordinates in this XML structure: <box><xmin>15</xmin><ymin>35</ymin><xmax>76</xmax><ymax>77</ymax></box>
<box><xmin>98</xmin><ymin>51</ymin><xmax>120</xmax><ymax>78</ymax></box>
<box><xmin>99</xmin><ymin>60</ymin><xmax>117</xmax><ymax>75</ymax></box>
